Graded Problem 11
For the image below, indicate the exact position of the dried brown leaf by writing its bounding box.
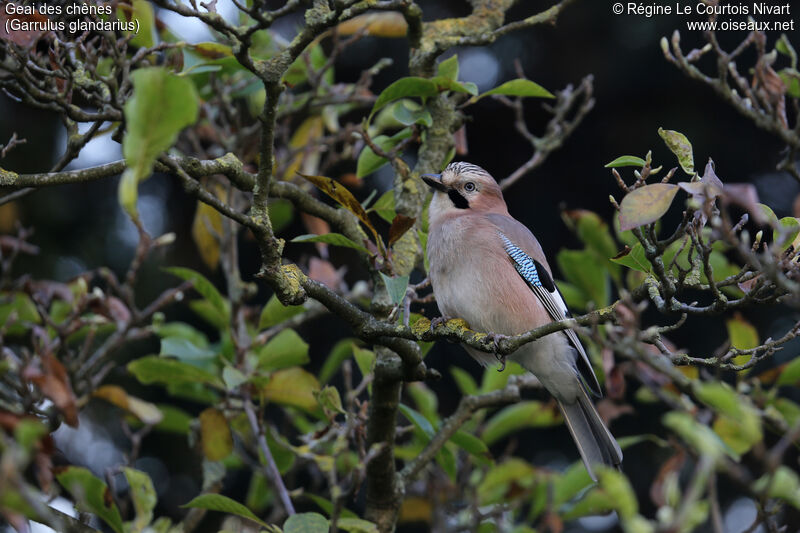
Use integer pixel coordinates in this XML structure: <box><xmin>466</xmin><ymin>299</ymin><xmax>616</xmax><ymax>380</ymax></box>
<box><xmin>23</xmin><ymin>355</ymin><xmax>78</xmax><ymax>427</ymax></box>
<box><xmin>308</xmin><ymin>257</ymin><xmax>346</xmax><ymax>291</ymax></box>
<box><xmin>337</xmin><ymin>12</ymin><xmax>407</xmax><ymax>38</ymax></box>
<box><xmin>299</xmin><ymin>172</ymin><xmax>385</xmax><ymax>254</ymax></box>
<box><xmin>0</xmin><ymin>9</ymin><xmax>50</xmax><ymax>48</ymax></box>
<box><xmin>388</xmin><ymin>214</ymin><xmax>416</xmax><ymax>247</ymax></box>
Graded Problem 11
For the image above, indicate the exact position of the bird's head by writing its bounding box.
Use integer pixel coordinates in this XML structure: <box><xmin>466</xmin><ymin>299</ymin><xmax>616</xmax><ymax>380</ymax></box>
<box><xmin>422</xmin><ymin>162</ymin><xmax>508</xmax><ymax>223</ymax></box>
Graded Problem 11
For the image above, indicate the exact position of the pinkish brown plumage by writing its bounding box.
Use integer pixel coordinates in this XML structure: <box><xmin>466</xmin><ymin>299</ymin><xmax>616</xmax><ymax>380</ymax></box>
<box><xmin>423</xmin><ymin>161</ymin><xmax>622</xmax><ymax>481</ymax></box>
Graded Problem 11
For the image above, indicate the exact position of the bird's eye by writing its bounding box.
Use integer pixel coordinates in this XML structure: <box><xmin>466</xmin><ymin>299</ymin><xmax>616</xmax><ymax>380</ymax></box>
<box><xmin>464</xmin><ymin>182</ymin><xmax>476</xmax><ymax>192</ymax></box>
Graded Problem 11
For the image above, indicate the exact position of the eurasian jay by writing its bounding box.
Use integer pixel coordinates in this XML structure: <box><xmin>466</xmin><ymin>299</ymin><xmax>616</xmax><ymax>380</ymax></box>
<box><xmin>423</xmin><ymin>161</ymin><xmax>622</xmax><ymax>480</ymax></box>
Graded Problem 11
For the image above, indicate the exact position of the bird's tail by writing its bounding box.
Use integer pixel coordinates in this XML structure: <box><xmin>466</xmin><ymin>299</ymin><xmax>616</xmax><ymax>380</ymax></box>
<box><xmin>557</xmin><ymin>387</ymin><xmax>622</xmax><ymax>482</ymax></box>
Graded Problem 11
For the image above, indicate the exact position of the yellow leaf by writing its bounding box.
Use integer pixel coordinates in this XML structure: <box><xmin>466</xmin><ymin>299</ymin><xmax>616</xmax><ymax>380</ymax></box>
<box><xmin>337</xmin><ymin>13</ymin><xmax>408</xmax><ymax>38</ymax></box>
<box><xmin>191</xmin><ymin>194</ymin><xmax>223</xmax><ymax>270</ymax></box>
<box><xmin>199</xmin><ymin>407</ymin><xmax>233</xmax><ymax>461</ymax></box>
<box><xmin>283</xmin><ymin>116</ymin><xmax>324</xmax><ymax>180</ymax></box>
<box><xmin>262</xmin><ymin>367</ymin><xmax>320</xmax><ymax>412</ymax></box>
<box><xmin>299</xmin><ymin>173</ymin><xmax>384</xmax><ymax>254</ymax></box>
<box><xmin>93</xmin><ymin>385</ymin><xmax>163</xmax><ymax>425</ymax></box>
<box><xmin>726</xmin><ymin>313</ymin><xmax>759</xmax><ymax>367</ymax></box>
<box><xmin>399</xmin><ymin>497</ymin><xmax>432</xmax><ymax>523</ymax></box>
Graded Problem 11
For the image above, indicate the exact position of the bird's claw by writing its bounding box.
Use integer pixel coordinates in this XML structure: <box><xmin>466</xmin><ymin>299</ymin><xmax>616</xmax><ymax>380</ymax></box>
<box><xmin>487</xmin><ymin>333</ymin><xmax>510</xmax><ymax>371</ymax></box>
<box><xmin>429</xmin><ymin>316</ymin><xmax>447</xmax><ymax>331</ymax></box>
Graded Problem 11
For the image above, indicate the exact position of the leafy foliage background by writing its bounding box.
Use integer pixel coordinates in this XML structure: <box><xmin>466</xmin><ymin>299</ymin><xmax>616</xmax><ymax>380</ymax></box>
<box><xmin>1</xmin><ymin>1</ymin><xmax>800</xmax><ymax>533</ymax></box>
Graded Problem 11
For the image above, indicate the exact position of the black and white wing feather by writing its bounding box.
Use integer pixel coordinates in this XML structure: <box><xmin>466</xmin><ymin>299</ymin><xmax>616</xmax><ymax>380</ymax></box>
<box><xmin>499</xmin><ymin>232</ymin><xmax>602</xmax><ymax>396</ymax></box>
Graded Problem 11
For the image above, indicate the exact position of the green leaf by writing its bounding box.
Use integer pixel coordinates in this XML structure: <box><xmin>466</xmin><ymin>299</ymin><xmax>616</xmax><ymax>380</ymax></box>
<box><xmin>694</xmin><ymin>381</ymin><xmax>763</xmax><ymax>454</ymax></box>
<box><xmin>778</xmin><ymin>355</ymin><xmax>800</xmax><ymax>386</ymax></box>
<box><xmin>450</xmin><ymin>430</ymin><xmax>489</xmax><ymax>456</ymax></box>
<box><xmin>595</xmin><ymin>467</ymin><xmax>639</xmax><ymax>520</ymax></box>
<box><xmin>450</xmin><ymin>366</ymin><xmax>478</xmax><ymax>396</ymax></box>
<box><xmin>658</xmin><ymin>127</ymin><xmax>694</xmax><ymax>175</ymax></box>
<box><xmin>284</xmin><ymin>512</ymin><xmax>329</xmax><ymax>533</ymax></box>
<box><xmin>776</xmin><ymin>34</ymin><xmax>797</xmax><ymax>69</ymax></box>
<box><xmin>481</xmin><ymin>401</ymin><xmax>560</xmax><ymax>446</ymax></box>
<box><xmin>259</xmin><ymin>294</ymin><xmax>305</xmax><ymax>330</ymax></box>
<box><xmin>398</xmin><ymin>403</ymin><xmax>435</xmax><ymax>438</ymax></box>
<box><xmin>562</xmin><ymin>485</ymin><xmax>615</xmax><ymax>520</ymax></box>
<box><xmin>160</xmin><ymin>337</ymin><xmax>216</xmax><ymax>364</ymax></box>
<box><xmin>264</xmin><ymin>427</ymin><xmax>296</xmax><ymax>475</ymax></box>
<box><xmin>269</xmin><ymin>199</ymin><xmax>295</xmax><ymax>233</ymax></box>
<box><xmin>164</xmin><ymin>266</ymin><xmax>229</xmax><ymax>324</ymax></box>
<box><xmin>477</xmin><ymin>79</ymin><xmax>553</xmax><ymax>100</ymax></box>
<box><xmin>369</xmin><ymin>189</ymin><xmax>396</xmax><ymax>223</ymax></box>
<box><xmin>154</xmin><ymin>322</ymin><xmax>209</xmax><ymax>347</ymax></box>
<box><xmin>352</xmin><ymin>345</ymin><xmax>375</xmax><ymax>379</ymax></box>
<box><xmin>128</xmin><ymin>356</ymin><xmax>223</xmax><ymax>388</ymax></box>
<box><xmin>611</xmin><ymin>243</ymin><xmax>651</xmax><ymax>273</ymax></box>
<box><xmin>315</xmin><ymin>385</ymin><xmax>345</xmax><ymax>416</ymax></box>
<box><xmin>775</xmin><ymin>216</ymin><xmax>800</xmax><ymax>250</ymax></box>
<box><xmin>726</xmin><ymin>314</ymin><xmax>759</xmax><ymax>366</ymax></box>
<box><xmin>338</xmin><ymin>517</ymin><xmax>379</xmax><ymax>533</ymax></box>
<box><xmin>480</xmin><ymin>361</ymin><xmax>526</xmax><ymax>393</ymax></box>
<box><xmin>554</xmin><ymin>280</ymin><xmax>589</xmax><ymax>310</ymax></box>
<box><xmin>121</xmin><ymin>68</ymin><xmax>198</xmax><ymax>217</ymax></box>
<box><xmin>406</xmin><ymin>382</ymin><xmax>438</xmax><ymax>422</ymax></box>
<box><xmin>437</xmin><ymin>55</ymin><xmax>459</xmax><ymax>80</ymax></box>
<box><xmin>356</xmin><ymin>127</ymin><xmax>413</xmax><ymax>178</ymax></box>
<box><xmin>379</xmin><ymin>273</ymin><xmax>409</xmax><ymax>306</ymax></box>
<box><xmin>244</xmin><ymin>472</ymin><xmax>271</xmax><ymax>513</ymax></box>
<box><xmin>320</xmin><ymin>338</ymin><xmax>356</xmax><ymax>384</ymax></box>
<box><xmin>13</xmin><ymin>419</ymin><xmax>48</xmax><ymax>452</ymax></box>
<box><xmin>152</xmin><ymin>404</ymin><xmax>193</xmax><ymax>434</ymax></box>
<box><xmin>56</xmin><ymin>467</ymin><xmax>124</xmax><ymax>533</ymax></box>
<box><xmin>305</xmin><ymin>494</ymin><xmax>359</xmax><ymax>519</ymax></box>
<box><xmin>189</xmin><ymin>300</ymin><xmax>228</xmax><ymax>331</ymax></box>
<box><xmin>431</xmin><ymin>76</ymin><xmax>478</xmax><ymax>95</ymax></box>
<box><xmin>663</xmin><ymin>411</ymin><xmax>731</xmax><ymax>460</ymax></box>
<box><xmin>182</xmin><ymin>493</ymin><xmax>268</xmax><ymax>527</ymax></box>
<box><xmin>477</xmin><ymin>458</ymin><xmax>536</xmax><ymax>505</ymax></box>
<box><xmin>257</xmin><ymin>329</ymin><xmax>310</xmax><ymax>371</ymax></box>
<box><xmin>392</xmin><ymin>100</ymin><xmax>433</xmax><ymax>127</ymax></box>
<box><xmin>553</xmin><ymin>462</ymin><xmax>594</xmax><ymax>506</ymax></box>
<box><xmin>779</xmin><ymin>68</ymin><xmax>800</xmax><ymax>98</ymax></box>
<box><xmin>605</xmin><ymin>155</ymin><xmax>646</xmax><ymax>168</ymax></box>
<box><xmin>437</xmin><ymin>444</ymin><xmax>457</xmax><ymax>481</ymax></box>
<box><xmin>291</xmin><ymin>233</ymin><xmax>369</xmax><ymax>254</ymax></box>
<box><xmin>0</xmin><ymin>292</ymin><xmax>40</xmax><ymax>335</ymax></box>
<box><xmin>371</xmin><ymin>77</ymin><xmax>438</xmax><ymax>117</ymax></box>
<box><xmin>618</xmin><ymin>183</ymin><xmax>679</xmax><ymax>231</ymax></box>
<box><xmin>572</xmin><ymin>211</ymin><xmax>619</xmax><ymax>261</ymax></box>
<box><xmin>129</xmin><ymin>0</ymin><xmax>156</xmax><ymax>48</ymax></box>
<box><xmin>122</xmin><ymin>468</ymin><xmax>157</xmax><ymax>533</ymax></box>
<box><xmin>753</xmin><ymin>466</ymin><xmax>800</xmax><ymax>509</ymax></box>
<box><xmin>556</xmin><ymin>249</ymin><xmax>609</xmax><ymax>306</ymax></box>
<box><xmin>262</xmin><ymin>367</ymin><xmax>320</xmax><ymax>412</ymax></box>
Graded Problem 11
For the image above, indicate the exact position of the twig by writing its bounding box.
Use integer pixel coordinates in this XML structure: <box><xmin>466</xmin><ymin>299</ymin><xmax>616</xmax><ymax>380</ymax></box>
<box><xmin>243</xmin><ymin>391</ymin><xmax>296</xmax><ymax>516</ymax></box>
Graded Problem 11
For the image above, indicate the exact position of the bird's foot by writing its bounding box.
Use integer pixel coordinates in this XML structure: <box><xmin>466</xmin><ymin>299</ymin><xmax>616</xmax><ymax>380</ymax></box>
<box><xmin>429</xmin><ymin>316</ymin><xmax>447</xmax><ymax>331</ymax></box>
<box><xmin>486</xmin><ymin>332</ymin><xmax>510</xmax><ymax>371</ymax></box>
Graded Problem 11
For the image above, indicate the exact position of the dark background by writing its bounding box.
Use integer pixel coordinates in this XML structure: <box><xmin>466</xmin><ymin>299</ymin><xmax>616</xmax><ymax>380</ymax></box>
<box><xmin>2</xmin><ymin>1</ymin><xmax>798</xmax><ymax>531</ymax></box>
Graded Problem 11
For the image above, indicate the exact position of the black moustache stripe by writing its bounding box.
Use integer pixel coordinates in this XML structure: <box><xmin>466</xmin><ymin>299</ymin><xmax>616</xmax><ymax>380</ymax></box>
<box><xmin>448</xmin><ymin>189</ymin><xmax>469</xmax><ymax>209</ymax></box>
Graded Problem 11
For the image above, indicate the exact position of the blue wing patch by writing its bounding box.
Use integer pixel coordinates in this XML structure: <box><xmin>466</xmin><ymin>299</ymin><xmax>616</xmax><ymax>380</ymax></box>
<box><xmin>500</xmin><ymin>234</ymin><xmax>542</xmax><ymax>287</ymax></box>
<box><xmin>499</xmin><ymin>233</ymin><xmax>556</xmax><ymax>292</ymax></box>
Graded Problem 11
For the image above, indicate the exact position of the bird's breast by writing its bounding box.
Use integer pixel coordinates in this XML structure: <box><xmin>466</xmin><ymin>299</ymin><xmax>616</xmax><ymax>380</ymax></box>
<box><xmin>427</xmin><ymin>218</ymin><xmax>549</xmax><ymax>336</ymax></box>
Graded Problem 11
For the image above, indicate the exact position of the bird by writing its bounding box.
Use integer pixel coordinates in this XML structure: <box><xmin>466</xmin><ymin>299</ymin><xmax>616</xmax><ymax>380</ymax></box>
<box><xmin>422</xmin><ymin>161</ymin><xmax>622</xmax><ymax>481</ymax></box>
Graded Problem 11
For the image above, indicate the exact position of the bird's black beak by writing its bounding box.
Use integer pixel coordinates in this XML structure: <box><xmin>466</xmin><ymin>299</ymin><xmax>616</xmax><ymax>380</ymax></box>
<box><xmin>421</xmin><ymin>173</ymin><xmax>446</xmax><ymax>192</ymax></box>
